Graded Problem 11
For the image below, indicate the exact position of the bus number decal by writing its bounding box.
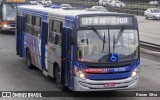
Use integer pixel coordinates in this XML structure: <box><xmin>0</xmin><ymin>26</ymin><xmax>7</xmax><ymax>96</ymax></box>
<box><xmin>114</xmin><ymin>68</ymin><xmax>126</xmax><ymax>72</ymax></box>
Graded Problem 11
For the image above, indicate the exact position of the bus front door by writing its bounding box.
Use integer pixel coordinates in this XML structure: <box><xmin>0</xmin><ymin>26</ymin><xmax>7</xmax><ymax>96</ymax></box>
<box><xmin>16</xmin><ymin>16</ymin><xmax>23</xmax><ymax>57</ymax></box>
<box><xmin>62</xmin><ymin>28</ymin><xmax>74</xmax><ymax>88</ymax></box>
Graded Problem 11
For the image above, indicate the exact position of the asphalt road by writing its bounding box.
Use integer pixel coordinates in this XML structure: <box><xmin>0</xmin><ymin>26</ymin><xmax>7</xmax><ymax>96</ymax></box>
<box><xmin>137</xmin><ymin>16</ymin><xmax>160</xmax><ymax>45</ymax></box>
<box><xmin>0</xmin><ymin>22</ymin><xmax>160</xmax><ymax>100</ymax></box>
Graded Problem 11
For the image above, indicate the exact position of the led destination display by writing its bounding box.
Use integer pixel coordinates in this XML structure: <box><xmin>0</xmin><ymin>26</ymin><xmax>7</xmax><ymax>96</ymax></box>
<box><xmin>80</xmin><ymin>16</ymin><xmax>133</xmax><ymax>27</ymax></box>
<box><xmin>4</xmin><ymin>0</ymin><xmax>27</xmax><ymax>3</ymax></box>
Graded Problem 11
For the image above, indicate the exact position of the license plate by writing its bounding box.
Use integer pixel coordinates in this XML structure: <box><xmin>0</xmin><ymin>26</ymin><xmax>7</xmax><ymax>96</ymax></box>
<box><xmin>104</xmin><ymin>83</ymin><xmax>115</xmax><ymax>87</ymax></box>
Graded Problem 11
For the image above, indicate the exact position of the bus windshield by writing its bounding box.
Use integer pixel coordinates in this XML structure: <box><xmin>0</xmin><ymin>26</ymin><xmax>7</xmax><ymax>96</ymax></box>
<box><xmin>2</xmin><ymin>4</ymin><xmax>21</xmax><ymax>21</ymax></box>
<box><xmin>77</xmin><ymin>29</ymin><xmax>138</xmax><ymax>63</ymax></box>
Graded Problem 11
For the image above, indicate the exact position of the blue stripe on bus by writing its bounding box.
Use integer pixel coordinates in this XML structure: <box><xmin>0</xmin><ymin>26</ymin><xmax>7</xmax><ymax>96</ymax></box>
<box><xmin>86</xmin><ymin>72</ymin><xmax>131</xmax><ymax>80</ymax></box>
<box><xmin>64</xmin><ymin>16</ymin><xmax>75</xmax><ymax>90</ymax></box>
<box><xmin>8</xmin><ymin>24</ymin><xmax>15</xmax><ymax>27</ymax></box>
<box><xmin>41</xmin><ymin>22</ymin><xmax>45</xmax><ymax>69</ymax></box>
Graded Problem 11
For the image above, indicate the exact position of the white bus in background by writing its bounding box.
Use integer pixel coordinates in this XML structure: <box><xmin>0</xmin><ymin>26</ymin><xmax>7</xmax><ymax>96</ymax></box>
<box><xmin>98</xmin><ymin>0</ymin><xmax>111</xmax><ymax>6</ymax></box>
<box><xmin>37</xmin><ymin>0</ymin><xmax>51</xmax><ymax>5</ymax></box>
<box><xmin>29</xmin><ymin>0</ymin><xmax>38</xmax><ymax>5</ymax></box>
<box><xmin>109</xmin><ymin>1</ymin><xmax>125</xmax><ymax>7</ymax></box>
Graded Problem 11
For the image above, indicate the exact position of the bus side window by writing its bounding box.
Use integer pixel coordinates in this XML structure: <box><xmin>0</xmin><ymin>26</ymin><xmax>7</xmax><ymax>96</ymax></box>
<box><xmin>48</xmin><ymin>19</ymin><xmax>54</xmax><ymax>43</ymax></box>
<box><xmin>49</xmin><ymin>20</ymin><xmax>62</xmax><ymax>46</ymax></box>
<box><xmin>33</xmin><ymin>16</ymin><xmax>41</xmax><ymax>37</ymax></box>
<box><xmin>53</xmin><ymin>20</ymin><xmax>61</xmax><ymax>33</ymax></box>
<box><xmin>25</xmin><ymin>14</ymin><xmax>33</xmax><ymax>35</ymax></box>
<box><xmin>24</xmin><ymin>14</ymin><xmax>27</xmax><ymax>33</ymax></box>
<box><xmin>23</xmin><ymin>14</ymin><xmax>26</xmax><ymax>32</ymax></box>
<box><xmin>45</xmin><ymin>23</ymin><xmax>48</xmax><ymax>44</ymax></box>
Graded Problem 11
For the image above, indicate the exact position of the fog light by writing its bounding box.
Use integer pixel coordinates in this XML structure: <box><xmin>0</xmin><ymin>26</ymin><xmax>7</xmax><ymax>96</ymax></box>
<box><xmin>131</xmin><ymin>67</ymin><xmax>139</xmax><ymax>78</ymax></box>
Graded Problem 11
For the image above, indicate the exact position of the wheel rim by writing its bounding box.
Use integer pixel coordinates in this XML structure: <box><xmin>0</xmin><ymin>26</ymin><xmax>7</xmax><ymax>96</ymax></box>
<box><xmin>57</xmin><ymin>72</ymin><xmax>61</xmax><ymax>83</ymax></box>
<box><xmin>153</xmin><ymin>16</ymin><xmax>156</xmax><ymax>19</ymax></box>
<box><xmin>56</xmin><ymin>68</ymin><xmax>61</xmax><ymax>84</ymax></box>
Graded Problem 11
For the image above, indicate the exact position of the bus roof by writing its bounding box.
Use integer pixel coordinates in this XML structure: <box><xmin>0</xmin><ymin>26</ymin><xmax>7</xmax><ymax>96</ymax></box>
<box><xmin>17</xmin><ymin>5</ymin><xmax>134</xmax><ymax>18</ymax></box>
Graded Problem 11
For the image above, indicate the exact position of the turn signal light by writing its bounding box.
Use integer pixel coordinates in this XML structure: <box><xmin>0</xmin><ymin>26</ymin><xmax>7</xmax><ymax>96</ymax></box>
<box><xmin>1</xmin><ymin>21</ymin><xmax>8</xmax><ymax>25</ymax></box>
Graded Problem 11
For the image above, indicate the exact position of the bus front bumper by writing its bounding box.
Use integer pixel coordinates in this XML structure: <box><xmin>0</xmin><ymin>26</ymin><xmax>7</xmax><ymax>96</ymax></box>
<box><xmin>74</xmin><ymin>75</ymin><xmax>139</xmax><ymax>91</ymax></box>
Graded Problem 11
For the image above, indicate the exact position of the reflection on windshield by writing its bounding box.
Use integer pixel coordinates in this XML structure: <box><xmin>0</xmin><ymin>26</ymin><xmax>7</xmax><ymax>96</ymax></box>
<box><xmin>154</xmin><ymin>9</ymin><xmax>160</xmax><ymax>13</ymax></box>
<box><xmin>77</xmin><ymin>29</ymin><xmax>139</xmax><ymax>63</ymax></box>
<box><xmin>110</xmin><ymin>29</ymin><xmax>138</xmax><ymax>62</ymax></box>
<box><xmin>77</xmin><ymin>30</ymin><xmax>109</xmax><ymax>63</ymax></box>
<box><xmin>3</xmin><ymin>4</ymin><xmax>18</xmax><ymax>21</ymax></box>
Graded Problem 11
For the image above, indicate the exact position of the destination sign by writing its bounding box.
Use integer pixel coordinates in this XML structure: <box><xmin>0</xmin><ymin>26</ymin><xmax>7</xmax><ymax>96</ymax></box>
<box><xmin>80</xmin><ymin>16</ymin><xmax>133</xmax><ymax>27</ymax></box>
<box><xmin>4</xmin><ymin>0</ymin><xmax>26</xmax><ymax>3</ymax></box>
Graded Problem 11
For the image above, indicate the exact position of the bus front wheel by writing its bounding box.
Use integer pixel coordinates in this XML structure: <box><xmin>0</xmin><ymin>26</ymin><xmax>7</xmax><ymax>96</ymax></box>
<box><xmin>55</xmin><ymin>66</ymin><xmax>66</xmax><ymax>91</ymax></box>
<box><xmin>26</xmin><ymin>50</ymin><xmax>34</xmax><ymax>69</ymax></box>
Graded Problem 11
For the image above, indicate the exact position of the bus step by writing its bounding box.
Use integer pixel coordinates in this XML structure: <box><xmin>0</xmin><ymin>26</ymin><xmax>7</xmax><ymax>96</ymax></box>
<box><xmin>42</xmin><ymin>70</ymin><xmax>48</xmax><ymax>76</ymax></box>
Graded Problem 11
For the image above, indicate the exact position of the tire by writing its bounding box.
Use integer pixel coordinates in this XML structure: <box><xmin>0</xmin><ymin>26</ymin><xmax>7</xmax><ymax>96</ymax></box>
<box><xmin>1</xmin><ymin>31</ymin><xmax>7</xmax><ymax>34</ymax></box>
<box><xmin>153</xmin><ymin>16</ymin><xmax>156</xmax><ymax>20</ymax></box>
<box><xmin>0</xmin><ymin>29</ymin><xmax>5</xmax><ymax>34</ymax></box>
<box><xmin>145</xmin><ymin>16</ymin><xmax>148</xmax><ymax>19</ymax></box>
<box><xmin>26</xmin><ymin>50</ymin><xmax>34</xmax><ymax>69</ymax></box>
<box><xmin>55</xmin><ymin>66</ymin><xmax>66</xmax><ymax>91</ymax></box>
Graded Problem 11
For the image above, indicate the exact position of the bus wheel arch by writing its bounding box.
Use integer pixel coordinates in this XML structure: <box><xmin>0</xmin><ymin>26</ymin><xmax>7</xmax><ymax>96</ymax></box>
<box><xmin>53</xmin><ymin>63</ymin><xmax>61</xmax><ymax>86</ymax></box>
<box><xmin>53</xmin><ymin>63</ymin><xmax>66</xmax><ymax>90</ymax></box>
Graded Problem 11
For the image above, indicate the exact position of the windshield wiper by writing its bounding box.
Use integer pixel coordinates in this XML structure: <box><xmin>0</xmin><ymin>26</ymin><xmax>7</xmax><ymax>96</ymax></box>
<box><xmin>102</xmin><ymin>32</ymin><xmax>106</xmax><ymax>52</ymax></box>
<box><xmin>90</xmin><ymin>26</ymin><xmax>106</xmax><ymax>43</ymax></box>
<box><xmin>90</xmin><ymin>27</ymin><xmax>107</xmax><ymax>53</ymax></box>
<box><xmin>8</xmin><ymin>3</ymin><xmax>14</xmax><ymax>9</ymax></box>
<box><xmin>113</xmin><ymin>26</ymin><xmax>125</xmax><ymax>53</ymax></box>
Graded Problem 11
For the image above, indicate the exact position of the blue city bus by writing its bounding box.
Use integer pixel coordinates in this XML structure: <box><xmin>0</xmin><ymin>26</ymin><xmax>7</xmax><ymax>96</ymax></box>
<box><xmin>16</xmin><ymin>5</ymin><xmax>140</xmax><ymax>91</ymax></box>
<box><xmin>0</xmin><ymin>0</ymin><xmax>28</xmax><ymax>33</ymax></box>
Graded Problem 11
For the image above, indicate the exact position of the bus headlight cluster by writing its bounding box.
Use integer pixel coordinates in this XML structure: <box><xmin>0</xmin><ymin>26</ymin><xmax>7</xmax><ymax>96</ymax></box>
<box><xmin>2</xmin><ymin>24</ymin><xmax>11</xmax><ymax>28</ymax></box>
<box><xmin>74</xmin><ymin>66</ymin><xmax>86</xmax><ymax>79</ymax></box>
<box><xmin>131</xmin><ymin>67</ymin><xmax>140</xmax><ymax>78</ymax></box>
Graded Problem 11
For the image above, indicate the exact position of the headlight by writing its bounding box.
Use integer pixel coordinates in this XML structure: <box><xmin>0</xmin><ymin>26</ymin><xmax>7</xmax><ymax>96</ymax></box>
<box><xmin>74</xmin><ymin>66</ymin><xmax>86</xmax><ymax>79</ymax></box>
<box><xmin>1</xmin><ymin>21</ymin><xmax>9</xmax><ymax>28</ymax></box>
<box><xmin>2</xmin><ymin>24</ymin><xmax>11</xmax><ymax>28</ymax></box>
<box><xmin>131</xmin><ymin>67</ymin><xmax>140</xmax><ymax>78</ymax></box>
<box><xmin>2</xmin><ymin>25</ymin><xmax>8</xmax><ymax>28</ymax></box>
